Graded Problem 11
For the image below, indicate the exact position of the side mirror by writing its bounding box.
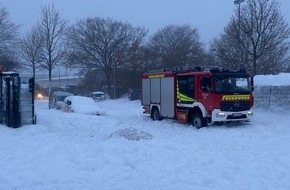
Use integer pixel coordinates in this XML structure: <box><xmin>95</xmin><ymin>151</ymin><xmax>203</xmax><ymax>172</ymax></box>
<box><xmin>67</xmin><ymin>100</ymin><xmax>72</xmax><ymax>105</ymax></box>
<box><xmin>250</xmin><ymin>77</ymin><xmax>254</xmax><ymax>92</ymax></box>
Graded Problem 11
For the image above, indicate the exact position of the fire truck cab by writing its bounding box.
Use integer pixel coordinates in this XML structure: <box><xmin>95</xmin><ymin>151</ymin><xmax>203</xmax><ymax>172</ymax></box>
<box><xmin>141</xmin><ymin>67</ymin><xmax>254</xmax><ymax>128</ymax></box>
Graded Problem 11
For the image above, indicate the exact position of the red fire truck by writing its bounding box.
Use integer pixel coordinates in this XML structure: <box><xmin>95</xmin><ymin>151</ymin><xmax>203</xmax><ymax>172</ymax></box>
<box><xmin>141</xmin><ymin>67</ymin><xmax>254</xmax><ymax>128</ymax></box>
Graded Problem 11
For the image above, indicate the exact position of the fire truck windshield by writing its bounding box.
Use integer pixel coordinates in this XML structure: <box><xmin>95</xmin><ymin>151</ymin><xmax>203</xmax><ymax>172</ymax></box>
<box><xmin>214</xmin><ymin>76</ymin><xmax>251</xmax><ymax>94</ymax></box>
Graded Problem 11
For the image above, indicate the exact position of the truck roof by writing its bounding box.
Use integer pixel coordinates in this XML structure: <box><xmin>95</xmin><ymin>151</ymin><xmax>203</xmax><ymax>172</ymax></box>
<box><xmin>143</xmin><ymin>67</ymin><xmax>248</xmax><ymax>78</ymax></box>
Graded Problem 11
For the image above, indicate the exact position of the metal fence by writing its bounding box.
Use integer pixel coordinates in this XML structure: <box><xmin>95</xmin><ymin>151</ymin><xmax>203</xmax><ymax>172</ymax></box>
<box><xmin>254</xmin><ymin>86</ymin><xmax>290</xmax><ymax>110</ymax></box>
<box><xmin>0</xmin><ymin>73</ymin><xmax>35</xmax><ymax>128</ymax></box>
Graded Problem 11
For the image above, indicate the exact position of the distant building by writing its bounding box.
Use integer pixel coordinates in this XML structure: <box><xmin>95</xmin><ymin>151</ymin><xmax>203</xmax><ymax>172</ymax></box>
<box><xmin>36</xmin><ymin>76</ymin><xmax>80</xmax><ymax>89</ymax></box>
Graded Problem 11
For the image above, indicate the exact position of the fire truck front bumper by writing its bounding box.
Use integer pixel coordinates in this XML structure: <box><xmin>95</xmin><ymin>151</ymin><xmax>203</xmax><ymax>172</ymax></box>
<box><xmin>211</xmin><ymin>109</ymin><xmax>253</xmax><ymax>122</ymax></box>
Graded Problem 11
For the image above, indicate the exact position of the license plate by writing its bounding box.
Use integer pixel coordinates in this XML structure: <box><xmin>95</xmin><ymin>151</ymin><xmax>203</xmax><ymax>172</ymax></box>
<box><xmin>232</xmin><ymin>113</ymin><xmax>242</xmax><ymax>117</ymax></box>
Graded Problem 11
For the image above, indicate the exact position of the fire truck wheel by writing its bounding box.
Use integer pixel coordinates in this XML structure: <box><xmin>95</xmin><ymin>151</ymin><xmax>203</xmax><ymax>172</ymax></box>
<box><xmin>151</xmin><ymin>107</ymin><xmax>161</xmax><ymax>121</ymax></box>
<box><xmin>191</xmin><ymin>113</ymin><xmax>206</xmax><ymax>129</ymax></box>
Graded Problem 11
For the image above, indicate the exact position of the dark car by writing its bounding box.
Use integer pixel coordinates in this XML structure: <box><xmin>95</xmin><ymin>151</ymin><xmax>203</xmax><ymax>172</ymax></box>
<box><xmin>49</xmin><ymin>91</ymin><xmax>74</xmax><ymax>109</ymax></box>
<box><xmin>89</xmin><ymin>91</ymin><xmax>106</xmax><ymax>101</ymax></box>
<box><xmin>128</xmin><ymin>88</ymin><xmax>141</xmax><ymax>101</ymax></box>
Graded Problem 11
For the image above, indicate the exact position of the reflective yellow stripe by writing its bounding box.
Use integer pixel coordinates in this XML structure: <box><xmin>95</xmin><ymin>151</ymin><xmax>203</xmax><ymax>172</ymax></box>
<box><xmin>148</xmin><ymin>74</ymin><xmax>164</xmax><ymax>79</ymax></box>
<box><xmin>222</xmin><ymin>95</ymin><xmax>250</xmax><ymax>101</ymax></box>
<box><xmin>177</xmin><ymin>92</ymin><xmax>195</xmax><ymax>102</ymax></box>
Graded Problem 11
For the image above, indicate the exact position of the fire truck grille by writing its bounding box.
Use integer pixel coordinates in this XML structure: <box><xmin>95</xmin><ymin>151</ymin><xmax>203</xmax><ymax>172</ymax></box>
<box><xmin>220</xmin><ymin>101</ymin><xmax>251</xmax><ymax>112</ymax></box>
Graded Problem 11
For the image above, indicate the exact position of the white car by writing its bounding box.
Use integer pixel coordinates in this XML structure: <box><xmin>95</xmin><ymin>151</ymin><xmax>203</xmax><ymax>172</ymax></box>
<box><xmin>49</xmin><ymin>91</ymin><xmax>74</xmax><ymax>110</ymax></box>
<box><xmin>62</xmin><ymin>96</ymin><xmax>105</xmax><ymax>115</ymax></box>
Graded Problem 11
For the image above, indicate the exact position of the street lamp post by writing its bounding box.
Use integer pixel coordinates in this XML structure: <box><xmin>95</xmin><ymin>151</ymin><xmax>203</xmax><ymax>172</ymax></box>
<box><xmin>234</xmin><ymin>0</ymin><xmax>245</xmax><ymax>32</ymax></box>
<box><xmin>234</xmin><ymin>0</ymin><xmax>245</xmax><ymax>67</ymax></box>
<box><xmin>55</xmin><ymin>65</ymin><xmax>60</xmax><ymax>88</ymax></box>
<box><xmin>66</xmin><ymin>64</ymin><xmax>68</xmax><ymax>87</ymax></box>
<box><xmin>113</xmin><ymin>62</ymin><xmax>116</xmax><ymax>99</ymax></box>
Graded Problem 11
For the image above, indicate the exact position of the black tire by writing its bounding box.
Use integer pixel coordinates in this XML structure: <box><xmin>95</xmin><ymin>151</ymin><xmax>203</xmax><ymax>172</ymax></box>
<box><xmin>151</xmin><ymin>107</ymin><xmax>161</xmax><ymax>121</ymax></box>
<box><xmin>191</xmin><ymin>113</ymin><xmax>206</xmax><ymax>129</ymax></box>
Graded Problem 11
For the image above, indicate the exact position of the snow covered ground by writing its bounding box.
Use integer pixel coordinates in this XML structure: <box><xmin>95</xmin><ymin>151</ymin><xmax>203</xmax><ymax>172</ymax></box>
<box><xmin>1</xmin><ymin>96</ymin><xmax>290</xmax><ymax>190</ymax></box>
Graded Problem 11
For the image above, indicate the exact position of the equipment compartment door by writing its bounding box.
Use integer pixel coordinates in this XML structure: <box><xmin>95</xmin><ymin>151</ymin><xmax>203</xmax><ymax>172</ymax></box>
<box><xmin>150</xmin><ymin>78</ymin><xmax>161</xmax><ymax>104</ymax></box>
<box><xmin>161</xmin><ymin>77</ymin><xmax>174</xmax><ymax>118</ymax></box>
<box><xmin>142</xmin><ymin>79</ymin><xmax>150</xmax><ymax>105</ymax></box>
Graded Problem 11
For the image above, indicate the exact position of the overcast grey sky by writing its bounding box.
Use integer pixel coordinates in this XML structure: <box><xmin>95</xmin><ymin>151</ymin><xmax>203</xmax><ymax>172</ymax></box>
<box><xmin>1</xmin><ymin>0</ymin><xmax>290</xmax><ymax>44</ymax></box>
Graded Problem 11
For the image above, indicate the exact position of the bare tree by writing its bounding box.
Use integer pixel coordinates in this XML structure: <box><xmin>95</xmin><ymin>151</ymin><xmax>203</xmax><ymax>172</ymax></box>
<box><xmin>66</xmin><ymin>17</ymin><xmax>147</xmax><ymax>98</ymax></box>
<box><xmin>148</xmin><ymin>24</ymin><xmax>205</xmax><ymax>69</ymax></box>
<box><xmin>0</xmin><ymin>50</ymin><xmax>19</xmax><ymax>71</ymax></box>
<box><xmin>19</xmin><ymin>26</ymin><xmax>43</xmax><ymax>78</ymax></box>
<box><xmin>0</xmin><ymin>6</ymin><xmax>19</xmax><ymax>71</ymax></box>
<box><xmin>77</xmin><ymin>69</ymin><xmax>105</xmax><ymax>94</ymax></box>
<box><xmin>114</xmin><ymin>45</ymin><xmax>152</xmax><ymax>91</ymax></box>
<box><xmin>211</xmin><ymin>0</ymin><xmax>290</xmax><ymax>76</ymax></box>
<box><xmin>37</xmin><ymin>4</ymin><xmax>67</xmax><ymax>102</ymax></box>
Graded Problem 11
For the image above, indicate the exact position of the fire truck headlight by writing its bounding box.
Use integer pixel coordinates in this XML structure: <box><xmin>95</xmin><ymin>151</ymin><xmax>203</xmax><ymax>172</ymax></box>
<box><xmin>216</xmin><ymin>113</ymin><xmax>226</xmax><ymax>118</ymax></box>
<box><xmin>247</xmin><ymin>111</ymin><xmax>253</xmax><ymax>116</ymax></box>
